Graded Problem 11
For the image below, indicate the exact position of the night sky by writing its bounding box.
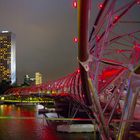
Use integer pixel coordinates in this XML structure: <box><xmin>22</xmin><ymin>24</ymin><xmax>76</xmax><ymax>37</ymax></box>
<box><xmin>0</xmin><ymin>0</ymin><xmax>79</xmax><ymax>83</ymax></box>
<box><xmin>0</xmin><ymin>0</ymin><xmax>139</xmax><ymax>84</ymax></box>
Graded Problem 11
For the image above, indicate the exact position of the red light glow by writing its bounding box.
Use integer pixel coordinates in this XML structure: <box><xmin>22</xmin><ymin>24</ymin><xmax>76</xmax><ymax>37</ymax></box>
<box><xmin>77</xmin><ymin>69</ymin><xmax>80</xmax><ymax>73</ymax></box>
<box><xmin>113</xmin><ymin>16</ymin><xmax>119</xmax><ymax>24</ymax></box>
<box><xmin>73</xmin><ymin>1</ymin><xmax>77</xmax><ymax>8</ymax></box>
<box><xmin>99</xmin><ymin>3</ymin><xmax>103</xmax><ymax>9</ymax></box>
<box><xmin>117</xmin><ymin>49</ymin><xmax>124</xmax><ymax>53</ymax></box>
<box><xmin>115</xmin><ymin>16</ymin><xmax>119</xmax><ymax>20</ymax></box>
<box><xmin>96</xmin><ymin>36</ymin><xmax>100</xmax><ymax>42</ymax></box>
<box><xmin>73</xmin><ymin>37</ymin><xmax>78</xmax><ymax>43</ymax></box>
<box><xmin>101</xmin><ymin>69</ymin><xmax>121</xmax><ymax>79</ymax></box>
<box><xmin>137</xmin><ymin>0</ymin><xmax>140</xmax><ymax>4</ymax></box>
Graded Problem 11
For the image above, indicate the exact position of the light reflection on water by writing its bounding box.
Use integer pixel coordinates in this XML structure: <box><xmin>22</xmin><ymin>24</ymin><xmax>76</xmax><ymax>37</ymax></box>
<box><xmin>0</xmin><ymin>105</ymin><xmax>96</xmax><ymax>140</ymax></box>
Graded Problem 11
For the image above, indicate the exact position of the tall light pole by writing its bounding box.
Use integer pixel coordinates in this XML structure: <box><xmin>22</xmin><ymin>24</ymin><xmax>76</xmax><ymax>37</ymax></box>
<box><xmin>78</xmin><ymin>0</ymin><xmax>92</xmax><ymax>106</ymax></box>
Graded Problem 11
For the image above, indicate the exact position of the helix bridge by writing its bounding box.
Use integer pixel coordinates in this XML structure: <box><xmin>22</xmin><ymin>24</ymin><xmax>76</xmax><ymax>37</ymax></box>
<box><xmin>1</xmin><ymin>0</ymin><xmax>140</xmax><ymax>139</ymax></box>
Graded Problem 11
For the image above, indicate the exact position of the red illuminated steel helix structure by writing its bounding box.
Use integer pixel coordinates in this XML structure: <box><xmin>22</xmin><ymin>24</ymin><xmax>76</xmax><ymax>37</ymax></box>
<box><xmin>3</xmin><ymin>0</ymin><xmax>140</xmax><ymax>140</ymax></box>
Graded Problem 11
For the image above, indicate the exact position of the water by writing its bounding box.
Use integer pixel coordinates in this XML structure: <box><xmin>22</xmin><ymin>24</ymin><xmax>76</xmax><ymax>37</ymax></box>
<box><xmin>0</xmin><ymin>104</ymin><xmax>95</xmax><ymax>140</ymax></box>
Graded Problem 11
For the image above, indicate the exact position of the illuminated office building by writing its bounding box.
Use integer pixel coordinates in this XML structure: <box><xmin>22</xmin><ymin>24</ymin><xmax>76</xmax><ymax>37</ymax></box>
<box><xmin>35</xmin><ymin>72</ymin><xmax>42</xmax><ymax>85</ymax></box>
<box><xmin>0</xmin><ymin>31</ymin><xmax>16</xmax><ymax>84</ymax></box>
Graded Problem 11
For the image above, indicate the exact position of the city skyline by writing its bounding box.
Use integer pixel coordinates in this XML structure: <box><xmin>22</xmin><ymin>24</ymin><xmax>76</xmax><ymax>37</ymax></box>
<box><xmin>0</xmin><ymin>0</ymin><xmax>79</xmax><ymax>84</ymax></box>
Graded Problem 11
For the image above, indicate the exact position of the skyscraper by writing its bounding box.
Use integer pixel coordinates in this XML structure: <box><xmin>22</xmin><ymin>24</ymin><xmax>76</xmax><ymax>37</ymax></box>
<box><xmin>0</xmin><ymin>31</ymin><xmax>16</xmax><ymax>84</ymax></box>
<box><xmin>35</xmin><ymin>72</ymin><xmax>42</xmax><ymax>85</ymax></box>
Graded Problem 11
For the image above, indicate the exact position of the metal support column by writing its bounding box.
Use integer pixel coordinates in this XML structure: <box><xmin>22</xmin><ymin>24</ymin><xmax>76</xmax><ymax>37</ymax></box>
<box><xmin>78</xmin><ymin>0</ymin><xmax>92</xmax><ymax>106</ymax></box>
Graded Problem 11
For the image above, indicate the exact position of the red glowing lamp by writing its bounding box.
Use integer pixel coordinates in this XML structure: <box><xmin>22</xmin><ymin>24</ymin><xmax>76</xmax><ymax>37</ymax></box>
<box><xmin>73</xmin><ymin>1</ymin><xmax>77</xmax><ymax>8</ymax></box>
<box><xmin>99</xmin><ymin>3</ymin><xmax>103</xmax><ymax>9</ymax></box>
<box><xmin>96</xmin><ymin>36</ymin><xmax>100</xmax><ymax>42</ymax></box>
<box><xmin>137</xmin><ymin>0</ymin><xmax>140</xmax><ymax>4</ymax></box>
<box><xmin>113</xmin><ymin>15</ymin><xmax>119</xmax><ymax>24</ymax></box>
<box><xmin>73</xmin><ymin>37</ymin><xmax>78</xmax><ymax>43</ymax></box>
<box><xmin>77</xmin><ymin>69</ymin><xmax>80</xmax><ymax>73</ymax></box>
<box><xmin>115</xmin><ymin>16</ymin><xmax>119</xmax><ymax>20</ymax></box>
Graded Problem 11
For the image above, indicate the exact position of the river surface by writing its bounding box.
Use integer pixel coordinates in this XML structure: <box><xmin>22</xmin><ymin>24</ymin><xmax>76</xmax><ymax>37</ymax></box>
<box><xmin>0</xmin><ymin>104</ymin><xmax>96</xmax><ymax>140</ymax></box>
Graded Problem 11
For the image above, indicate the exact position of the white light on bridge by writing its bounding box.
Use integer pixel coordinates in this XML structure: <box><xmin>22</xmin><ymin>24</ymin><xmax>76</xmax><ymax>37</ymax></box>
<box><xmin>1</xmin><ymin>30</ymin><xmax>9</xmax><ymax>33</ymax></box>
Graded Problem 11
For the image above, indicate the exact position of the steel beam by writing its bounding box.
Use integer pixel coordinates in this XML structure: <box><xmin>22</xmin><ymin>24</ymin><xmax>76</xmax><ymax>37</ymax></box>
<box><xmin>117</xmin><ymin>66</ymin><xmax>140</xmax><ymax>140</ymax></box>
